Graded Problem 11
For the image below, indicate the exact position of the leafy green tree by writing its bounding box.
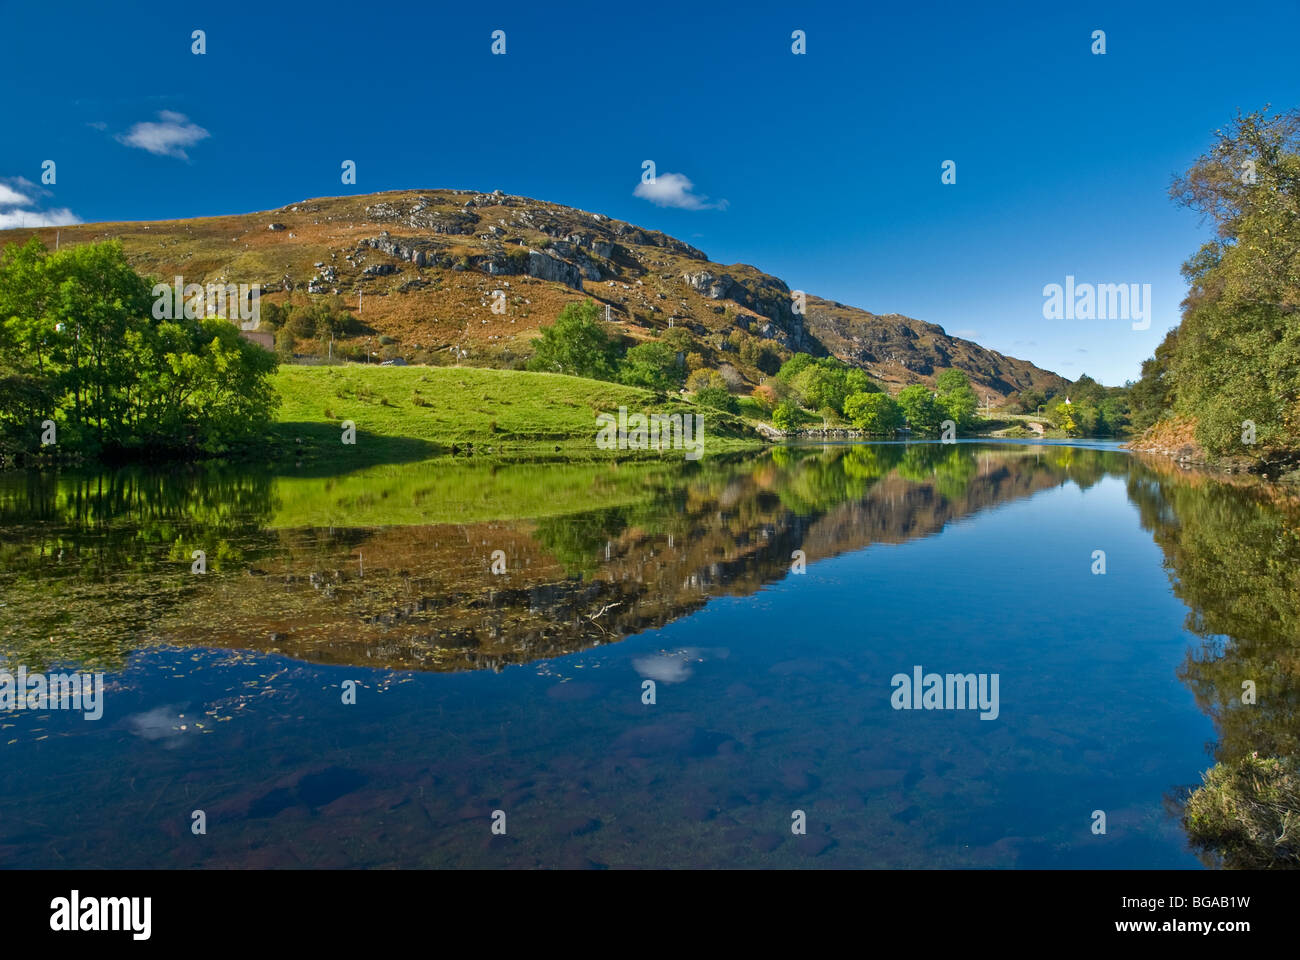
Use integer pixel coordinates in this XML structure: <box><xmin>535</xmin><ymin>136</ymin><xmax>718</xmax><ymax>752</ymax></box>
<box><xmin>0</xmin><ymin>239</ymin><xmax>280</xmax><ymax>457</ymax></box>
<box><xmin>1129</xmin><ymin>329</ymin><xmax>1179</xmax><ymax>432</ymax></box>
<box><xmin>620</xmin><ymin>340</ymin><xmax>685</xmax><ymax>390</ymax></box>
<box><xmin>843</xmin><ymin>391</ymin><xmax>903</xmax><ymax>435</ymax></box>
<box><xmin>785</xmin><ymin>355</ymin><xmax>877</xmax><ymax>414</ymax></box>
<box><xmin>897</xmin><ymin>384</ymin><xmax>944</xmax><ymax>435</ymax></box>
<box><xmin>776</xmin><ymin>352</ymin><xmax>816</xmax><ymax>382</ymax></box>
<box><xmin>935</xmin><ymin>369</ymin><xmax>979</xmax><ymax>428</ymax></box>
<box><xmin>526</xmin><ymin>299</ymin><xmax>618</xmax><ymax>380</ymax></box>
<box><xmin>1150</xmin><ymin>108</ymin><xmax>1300</xmax><ymax>459</ymax></box>
<box><xmin>1050</xmin><ymin>398</ymin><xmax>1080</xmax><ymax>436</ymax></box>
<box><xmin>771</xmin><ymin>399</ymin><xmax>800</xmax><ymax>432</ymax></box>
<box><xmin>1017</xmin><ymin>389</ymin><xmax>1047</xmax><ymax>414</ymax></box>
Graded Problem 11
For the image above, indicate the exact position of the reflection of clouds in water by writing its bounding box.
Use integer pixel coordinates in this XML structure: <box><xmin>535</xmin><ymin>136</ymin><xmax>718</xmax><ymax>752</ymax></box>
<box><xmin>124</xmin><ymin>704</ymin><xmax>191</xmax><ymax>747</ymax></box>
<box><xmin>634</xmin><ymin>656</ymin><xmax>692</xmax><ymax>683</ymax></box>
<box><xmin>633</xmin><ymin>647</ymin><xmax>728</xmax><ymax>683</ymax></box>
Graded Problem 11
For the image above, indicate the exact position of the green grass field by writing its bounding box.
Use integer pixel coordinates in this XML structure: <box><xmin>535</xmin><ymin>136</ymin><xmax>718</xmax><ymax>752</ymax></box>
<box><xmin>269</xmin><ymin>363</ymin><xmax>765</xmax><ymax>465</ymax></box>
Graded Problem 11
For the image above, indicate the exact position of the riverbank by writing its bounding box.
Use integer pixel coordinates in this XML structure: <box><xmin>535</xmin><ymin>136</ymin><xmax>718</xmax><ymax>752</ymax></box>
<box><xmin>1126</xmin><ymin>416</ymin><xmax>1300</xmax><ymax>482</ymax></box>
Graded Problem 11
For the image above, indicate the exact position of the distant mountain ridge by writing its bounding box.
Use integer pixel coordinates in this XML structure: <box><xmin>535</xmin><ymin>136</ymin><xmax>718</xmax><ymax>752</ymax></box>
<box><xmin>3</xmin><ymin>189</ymin><xmax>1070</xmax><ymax>401</ymax></box>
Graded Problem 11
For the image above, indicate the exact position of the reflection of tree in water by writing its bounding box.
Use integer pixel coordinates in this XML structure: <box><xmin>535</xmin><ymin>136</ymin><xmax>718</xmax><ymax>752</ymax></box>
<box><xmin>3</xmin><ymin>443</ymin><xmax>1109</xmax><ymax>675</ymax></box>
<box><xmin>1127</xmin><ymin>461</ymin><xmax>1300</xmax><ymax>867</ymax></box>
<box><xmin>0</xmin><ymin>466</ymin><xmax>278</xmax><ymax>669</ymax></box>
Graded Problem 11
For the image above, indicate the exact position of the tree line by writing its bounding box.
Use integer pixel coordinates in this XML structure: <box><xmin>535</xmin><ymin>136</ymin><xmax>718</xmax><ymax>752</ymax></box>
<box><xmin>1129</xmin><ymin>107</ymin><xmax>1300</xmax><ymax>466</ymax></box>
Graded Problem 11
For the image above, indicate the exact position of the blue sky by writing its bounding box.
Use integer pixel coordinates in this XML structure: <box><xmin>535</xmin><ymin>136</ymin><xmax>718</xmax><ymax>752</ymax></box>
<box><xmin>3</xmin><ymin>0</ymin><xmax>1298</xmax><ymax>385</ymax></box>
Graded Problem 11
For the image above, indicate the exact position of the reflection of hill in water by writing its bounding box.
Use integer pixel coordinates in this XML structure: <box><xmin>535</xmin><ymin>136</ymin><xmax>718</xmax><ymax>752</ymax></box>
<box><xmin>0</xmin><ymin>444</ymin><xmax>1131</xmax><ymax>674</ymax></box>
<box><xmin>152</xmin><ymin>445</ymin><xmax>1114</xmax><ymax>672</ymax></box>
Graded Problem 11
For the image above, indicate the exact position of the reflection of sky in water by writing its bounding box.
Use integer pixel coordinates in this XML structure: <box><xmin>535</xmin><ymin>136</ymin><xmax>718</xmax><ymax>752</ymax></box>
<box><xmin>0</xmin><ymin>465</ymin><xmax>1217</xmax><ymax>868</ymax></box>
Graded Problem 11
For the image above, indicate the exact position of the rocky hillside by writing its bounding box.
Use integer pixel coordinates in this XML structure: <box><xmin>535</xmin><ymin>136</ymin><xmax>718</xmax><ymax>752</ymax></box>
<box><xmin>5</xmin><ymin>189</ymin><xmax>1069</xmax><ymax>402</ymax></box>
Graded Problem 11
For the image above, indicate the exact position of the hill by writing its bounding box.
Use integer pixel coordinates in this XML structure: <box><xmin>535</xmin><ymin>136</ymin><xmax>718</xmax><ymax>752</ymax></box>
<box><xmin>4</xmin><ymin>189</ymin><xmax>1070</xmax><ymax>403</ymax></box>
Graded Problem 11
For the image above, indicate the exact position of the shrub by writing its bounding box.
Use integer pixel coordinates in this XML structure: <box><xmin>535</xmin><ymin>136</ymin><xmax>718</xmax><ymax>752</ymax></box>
<box><xmin>687</xmin><ymin>369</ymin><xmax>727</xmax><ymax>392</ymax></box>
<box><xmin>695</xmin><ymin>385</ymin><xmax>739</xmax><ymax>413</ymax></box>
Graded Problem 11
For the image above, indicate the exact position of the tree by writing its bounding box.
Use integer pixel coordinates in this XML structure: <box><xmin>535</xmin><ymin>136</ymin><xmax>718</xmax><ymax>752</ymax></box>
<box><xmin>1017</xmin><ymin>389</ymin><xmax>1046</xmax><ymax>414</ymax></box>
<box><xmin>1129</xmin><ymin>329</ymin><xmax>1179</xmax><ymax>432</ymax></box>
<box><xmin>897</xmin><ymin>384</ymin><xmax>944</xmax><ymax>435</ymax></box>
<box><xmin>526</xmin><ymin>299</ymin><xmax>618</xmax><ymax>380</ymax></box>
<box><xmin>935</xmin><ymin>369</ymin><xmax>978</xmax><ymax>428</ymax></box>
<box><xmin>772</xmin><ymin>399</ymin><xmax>800</xmax><ymax>432</ymax></box>
<box><xmin>785</xmin><ymin>355</ymin><xmax>877</xmax><ymax>414</ymax></box>
<box><xmin>0</xmin><ymin>238</ymin><xmax>279</xmax><ymax>457</ymax></box>
<box><xmin>1159</xmin><ymin>108</ymin><xmax>1300</xmax><ymax>459</ymax></box>
<box><xmin>776</xmin><ymin>352</ymin><xmax>816</xmax><ymax>382</ymax></box>
<box><xmin>843</xmin><ymin>391</ymin><xmax>903</xmax><ymax>435</ymax></box>
<box><xmin>620</xmin><ymin>340</ymin><xmax>684</xmax><ymax>390</ymax></box>
<box><xmin>1051</xmin><ymin>398</ymin><xmax>1080</xmax><ymax>436</ymax></box>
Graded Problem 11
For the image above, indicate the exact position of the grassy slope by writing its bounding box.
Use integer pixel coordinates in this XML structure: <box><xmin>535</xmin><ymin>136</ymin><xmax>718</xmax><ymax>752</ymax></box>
<box><xmin>270</xmin><ymin>363</ymin><xmax>763</xmax><ymax>465</ymax></box>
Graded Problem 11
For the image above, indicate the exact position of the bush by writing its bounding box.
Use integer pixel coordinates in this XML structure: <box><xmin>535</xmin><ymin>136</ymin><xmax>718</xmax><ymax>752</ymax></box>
<box><xmin>695</xmin><ymin>385</ymin><xmax>738</xmax><ymax>414</ymax></box>
<box><xmin>686</xmin><ymin>369</ymin><xmax>727</xmax><ymax>392</ymax></box>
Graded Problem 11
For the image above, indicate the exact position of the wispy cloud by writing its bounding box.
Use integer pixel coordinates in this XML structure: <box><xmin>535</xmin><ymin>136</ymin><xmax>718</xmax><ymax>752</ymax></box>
<box><xmin>116</xmin><ymin>110</ymin><xmax>210</xmax><ymax>160</ymax></box>
<box><xmin>633</xmin><ymin>172</ymin><xmax>727</xmax><ymax>211</ymax></box>
<box><xmin>0</xmin><ymin>176</ymin><xmax>81</xmax><ymax>229</ymax></box>
<box><xmin>953</xmin><ymin>328</ymin><xmax>979</xmax><ymax>339</ymax></box>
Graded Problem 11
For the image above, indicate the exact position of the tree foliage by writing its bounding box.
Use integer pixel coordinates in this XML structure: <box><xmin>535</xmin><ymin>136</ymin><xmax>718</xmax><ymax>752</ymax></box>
<box><xmin>619</xmin><ymin>340</ymin><xmax>685</xmax><ymax>390</ymax></box>
<box><xmin>896</xmin><ymin>384</ymin><xmax>944</xmax><ymax>435</ymax></box>
<box><xmin>526</xmin><ymin>299</ymin><xmax>618</xmax><ymax>380</ymax></box>
<box><xmin>1131</xmin><ymin>107</ymin><xmax>1300</xmax><ymax>459</ymax></box>
<box><xmin>777</xmin><ymin>352</ymin><xmax>878</xmax><ymax>414</ymax></box>
<box><xmin>843</xmin><ymin>391</ymin><xmax>903</xmax><ymax>435</ymax></box>
<box><xmin>0</xmin><ymin>238</ymin><xmax>279</xmax><ymax>458</ymax></box>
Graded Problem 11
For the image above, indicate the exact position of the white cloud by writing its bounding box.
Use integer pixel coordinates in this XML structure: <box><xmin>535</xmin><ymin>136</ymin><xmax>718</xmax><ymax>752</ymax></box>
<box><xmin>952</xmin><ymin>328</ymin><xmax>979</xmax><ymax>339</ymax></box>
<box><xmin>0</xmin><ymin>208</ymin><xmax>81</xmax><ymax>229</ymax></box>
<box><xmin>633</xmin><ymin>172</ymin><xmax>727</xmax><ymax>211</ymax></box>
<box><xmin>0</xmin><ymin>176</ymin><xmax>81</xmax><ymax>229</ymax></box>
<box><xmin>116</xmin><ymin>111</ymin><xmax>210</xmax><ymax>160</ymax></box>
<box><xmin>0</xmin><ymin>183</ymin><xmax>31</xmax><ymax>206</ymax></box>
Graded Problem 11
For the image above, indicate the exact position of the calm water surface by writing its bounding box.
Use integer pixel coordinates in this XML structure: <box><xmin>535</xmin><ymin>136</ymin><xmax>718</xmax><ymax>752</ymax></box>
<box><xmin>1</xmin><ymin>441</ymin><xmax>1295</xmax><ymax>868</ymax></box>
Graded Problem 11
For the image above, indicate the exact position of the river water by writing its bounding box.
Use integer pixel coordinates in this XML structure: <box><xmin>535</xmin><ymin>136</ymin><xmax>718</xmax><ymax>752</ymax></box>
<box><xmin>1</xmin><ymin>441</ymin><xmax>1294</xmax><ymax>868</ymax></box>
